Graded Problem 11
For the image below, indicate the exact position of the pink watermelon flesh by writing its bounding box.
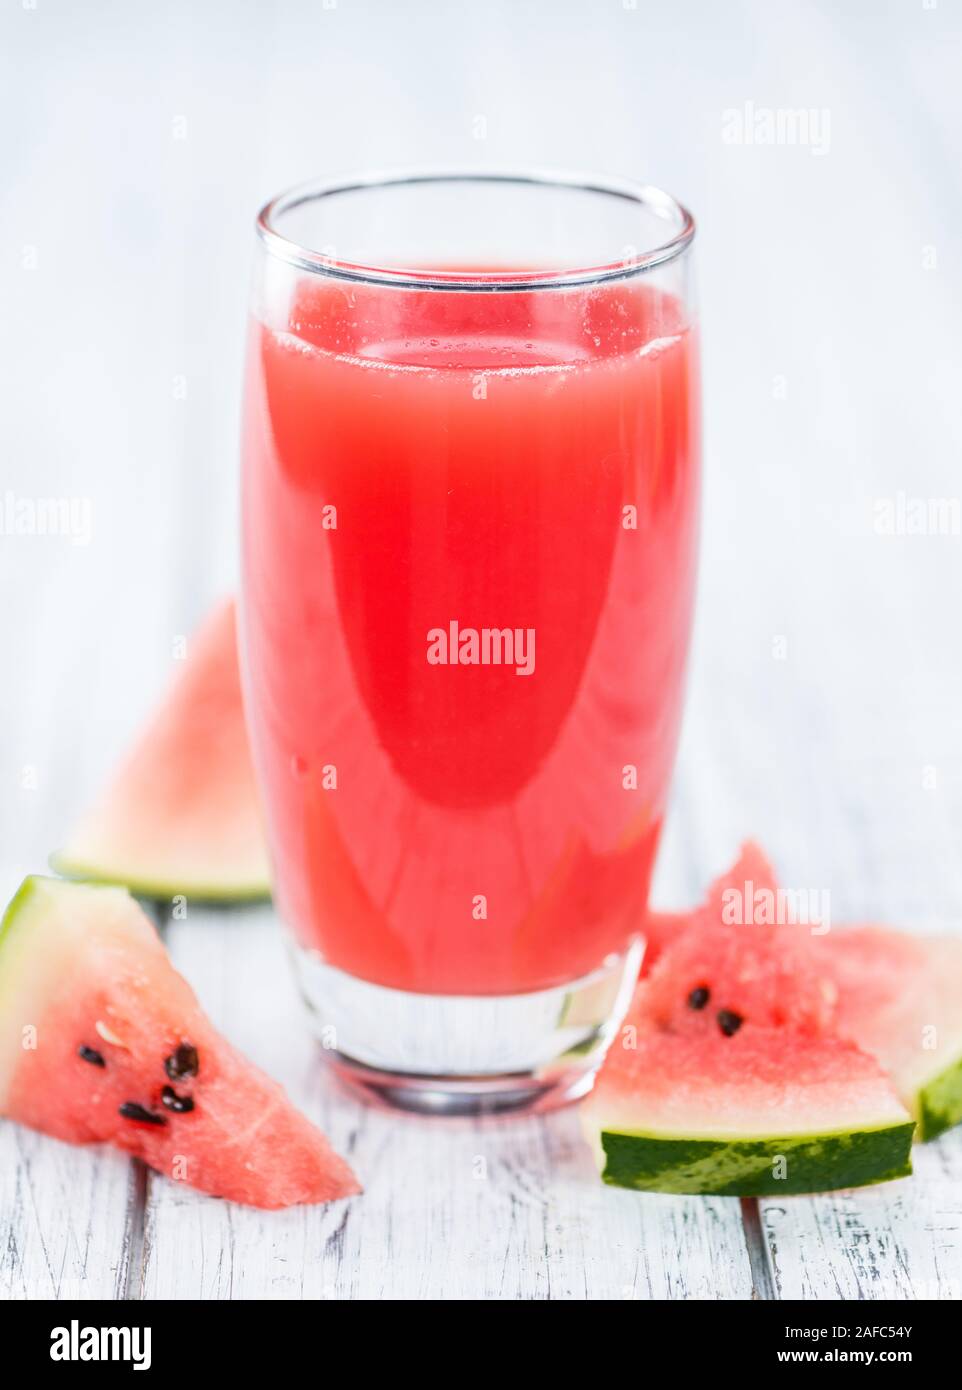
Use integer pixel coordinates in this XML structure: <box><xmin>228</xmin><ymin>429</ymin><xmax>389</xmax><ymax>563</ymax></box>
<box><xmin>643</xmin><ymin>842</ymin><xmax>836</xmax><ymax>1032</ymax></box>
<box><xmin>642</xmin><ymin>910</ymin><xmax>836</xmax><ymax>1037</ymax></box>
<box><xmin>52</xmin><ymin>599</ymin><xmax>271</xmax><ymax>901</ymax></box>
<box><xmin>582</xmin><ymin>845</ymin><xmax>914</xmax><ymax>1194</ymax></box>
<box><xmin>639</xmin><ymin>839</ymin><xmax>772</xmax><ymax>973</ymax></box>
<box><xmin>0</xmin><ymin>877</ymin><xmax>359</xmax><ymax>1209</ymax></box>
<box><xmin>641</xmin><ymin>840</ymin><xmax>778</xmax><ymax>972</ymax></box>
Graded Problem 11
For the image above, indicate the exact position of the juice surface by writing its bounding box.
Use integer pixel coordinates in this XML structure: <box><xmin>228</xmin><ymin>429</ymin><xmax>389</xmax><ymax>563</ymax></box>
<box><xmin>241</xmin><ymin>274</ymin><xmax>700</xmax><ymax>995</ymax></box>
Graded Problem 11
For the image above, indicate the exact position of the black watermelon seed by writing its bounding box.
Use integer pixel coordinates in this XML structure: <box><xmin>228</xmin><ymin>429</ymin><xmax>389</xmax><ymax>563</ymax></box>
<box><xmin>119</xmin><ymin>1101</ymin><xmax>167</xmax><ymax>1126</ymax></box>
<box><xmin>717</xmin><ymin>1009</ymin><xmax>744</xmax><ymax>1037</ymax></box>
<box><xmin>164</xmin><ymin>1042</ymin><xmax>199</xmax><ymax>1081</ymax></box>
<box><xmin>686</xmin><ymin>986</ymin><xmax>710</xmax><ymax>1011</ymax></box>
<box><xmin>78</xmin><ymin>1044</ymin><xmax>106</xmax><ymax>1068</ymax></box>
<box><xmin>161</xmin><ymin>1085</ymin><xmax>195</xmax><ymax>1115</ymax></box>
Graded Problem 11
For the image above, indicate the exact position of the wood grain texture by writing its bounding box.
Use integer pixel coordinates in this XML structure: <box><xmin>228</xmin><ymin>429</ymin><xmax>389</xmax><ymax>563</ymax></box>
<box><xmin>757</xmin><ymin>1135</ymin><xmax>962</xmax><ymax>1301</ymax></box>
<box><xmin>0</xmin><ymin>1124</ymin><xmax>133</xmax><ymax>1301</ymax></box>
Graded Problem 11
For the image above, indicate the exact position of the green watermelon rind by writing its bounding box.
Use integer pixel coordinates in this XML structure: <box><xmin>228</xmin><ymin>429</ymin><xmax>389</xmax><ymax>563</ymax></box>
<box><xmin>48</xmin><ymin>852</ymin><xmax>271</xmax><ymax>905</ymax></box>
<box><xmin>0</xmin><ymin>875</ymin><xmax>37</xmax><ymax>954</ymax></box>
<box><xmin>599</xmin><ymin>1122</ymin><xmax>915</xmax><ymax>1197</ymax></box>
<box><xmin>0</xmin><ymin>875</ymin><xmax>76</xmax><ymax>976</ymax></box>
<box><xmin>0</xmin><ymin>880</ymin><xmax>30</xmax><ymax>1094</ymax></box>
<box><xmin>917</xmin><ymin>1052</ymin><xmax>962</xmax><ymax>1142</ymax></box>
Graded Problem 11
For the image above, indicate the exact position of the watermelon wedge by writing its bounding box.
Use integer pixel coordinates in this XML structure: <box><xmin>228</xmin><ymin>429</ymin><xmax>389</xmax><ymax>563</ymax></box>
<box><xmin>0</xmin><ymin>877</ymin><xmax>359</xmax><ymax>1209</ymax></box>
<box><xmin>583</xmin><ymin>846</ymin><xmax>915</xmax><ymax>1195</ymax></box>
<box><xmin>640</xmin><ymin>847</ymin><xmax>962</xmax><ymax>1141</ymax></box>
<box><xmin>52</xmin><ymin>600</ymin><xmax>270</xmax><ymax>901</ymax></box>
<box><xmin>586</xmin><ymin>1024</ymin><xmax>914</xmax><ymax>1196</ymax></box>
<box><xmin>813</xmin><ymin>926</ymin><xmax>962</xmax><ymax>1141</ymax></box>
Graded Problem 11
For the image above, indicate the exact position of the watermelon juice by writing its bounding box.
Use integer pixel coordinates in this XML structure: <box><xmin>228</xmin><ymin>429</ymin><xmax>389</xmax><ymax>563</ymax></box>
<box><xmin>242</xmin><ymin>275</ymin><xmax>699</xmax><ymax>996</ymax></box>
<box><xmin>240</xmin><ymin>173</ymin><xmax>698</xmax><ymax>1107</ymax></box>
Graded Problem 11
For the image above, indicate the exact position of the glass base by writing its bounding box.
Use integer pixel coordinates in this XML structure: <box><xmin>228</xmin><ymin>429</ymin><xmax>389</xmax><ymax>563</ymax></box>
<box><xmin>288</xmin><ymin>936</ymin><xmax>643</xmax><ymax>1116</ymax></box>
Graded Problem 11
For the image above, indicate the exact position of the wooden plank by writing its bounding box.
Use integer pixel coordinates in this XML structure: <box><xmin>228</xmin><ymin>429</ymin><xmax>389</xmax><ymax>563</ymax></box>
<box><xmin>139</xmin><ymin>906</ymin><xmax>756</xmax><ymax>1300</ymax></box>
<box><xmin>757</xmin><ymin>1133</ymin><xmax>962</xmax><ymax>1301</ymax></box>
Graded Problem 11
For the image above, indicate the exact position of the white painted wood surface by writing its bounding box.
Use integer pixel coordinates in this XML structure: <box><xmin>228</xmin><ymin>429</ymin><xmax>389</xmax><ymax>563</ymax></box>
<box><xmin>759</xmin><ymin>1139</ymin><xmax>962</xmax><ymax>1302</ymax></box>
<box><xmin>2</xmin><ymin>0</ymin><xmax>961</xmax><ymax>1300</ymax></box>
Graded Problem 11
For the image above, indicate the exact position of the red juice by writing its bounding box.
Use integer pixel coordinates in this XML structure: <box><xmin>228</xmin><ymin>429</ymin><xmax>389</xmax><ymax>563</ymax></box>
<box><xmin>241</xmin><ymin>274</ymin><xmax>699</xmax><ymax>996</ymax></box>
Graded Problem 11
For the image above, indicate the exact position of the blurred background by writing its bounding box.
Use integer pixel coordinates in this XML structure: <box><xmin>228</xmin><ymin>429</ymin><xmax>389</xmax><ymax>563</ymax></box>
<box><xmin>1</xmin><ymin>0</ymin><xmax>960</xmax><ymax>922</ymax></box>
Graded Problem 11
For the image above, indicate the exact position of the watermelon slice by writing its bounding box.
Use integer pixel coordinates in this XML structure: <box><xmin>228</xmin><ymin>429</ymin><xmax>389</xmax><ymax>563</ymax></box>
<box><xmin>582</xmin><ymin>846</ymin><xmax>915</xmax><ymax>1195</ymax></box>
<box><xmin>813</xmin><ymin>926</ymin><xmax>962</xmax><ymax>1141</ymax></box>
<box><xmin>52</xmin><ymin>599</ymin><xmax>270</xmax><ymax>902</ymax></box>
<box><xmin>0</xmin><ymin>877</ymin><xmax>359</xmax><ymax>1209</ymax></box>
<box><xmin>642</xmin><ymin>846</ymin><xmax>962</xmax><ymax>1143</ymax></box>
<box><xmin>586</xmin><ymin>1024</ymin><xmax>913</xmax><ymax>1196</ymax></box>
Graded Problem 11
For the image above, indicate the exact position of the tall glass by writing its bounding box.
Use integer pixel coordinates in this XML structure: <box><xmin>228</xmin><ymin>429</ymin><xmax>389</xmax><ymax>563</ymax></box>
<box><xmin>240</xmin><ymin>172</ymin><xmax>699</xmax><ymax>1114</ymax></box>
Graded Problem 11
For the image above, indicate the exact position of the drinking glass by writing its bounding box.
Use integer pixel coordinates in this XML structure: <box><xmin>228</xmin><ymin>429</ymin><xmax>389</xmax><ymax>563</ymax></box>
<box><xmin>240</xmin><ymin>171</ymin><xmax>699</xmax><ymax>1114</ymax></box>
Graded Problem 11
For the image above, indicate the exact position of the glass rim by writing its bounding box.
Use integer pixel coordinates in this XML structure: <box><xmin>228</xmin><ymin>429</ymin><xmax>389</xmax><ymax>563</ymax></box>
<box><xmin>255</xmin><ymin>168</ymin><xmax>696</xmax><ymax>292</ymax></box>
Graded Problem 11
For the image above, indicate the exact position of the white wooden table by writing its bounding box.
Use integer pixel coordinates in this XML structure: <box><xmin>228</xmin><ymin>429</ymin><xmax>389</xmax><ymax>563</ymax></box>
<box><xmin>2</xmin><ymin>0</ymin><xmax>961</xmax><ymax>1301</ymax></box>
